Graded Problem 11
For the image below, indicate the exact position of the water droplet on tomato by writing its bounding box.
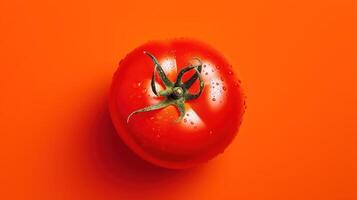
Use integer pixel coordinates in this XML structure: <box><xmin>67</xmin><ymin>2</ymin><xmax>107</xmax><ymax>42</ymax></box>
<box><xmin>222</xmin><ymin>86</ymin><xmax>227</xmax><ymax>91</ymax></box>
<box><xmin>228</xmin><ymin>71</ymin><xmax>233</xmax><ymax>75</ymax></box>
<box><xmin>212</xmin><ymin>97</ymin><xmax>216</xmax><ymax>101</ymax></box>
<box><xmin>203</xmin><ymin>64</ymin><xmax>207</xmax><ymax>68</ymax></box>
<box><xmin>190</xmin><ymin>121</ymin><xmax>194</xmax><ymax>125</ymax></box>
<box><xmin>183</xmin><ymin>119</ymin><xmax>187</xmax><ymax>123</ymax></box>
<box><xmin>209</xmin><ymin>130</ymin><xmax>213</xmax><ymax>135</ymax></box>
<box><xmin>137</xmin><ymin>81</ymin><xmax>142</xmax><ymax>87</ymax></box>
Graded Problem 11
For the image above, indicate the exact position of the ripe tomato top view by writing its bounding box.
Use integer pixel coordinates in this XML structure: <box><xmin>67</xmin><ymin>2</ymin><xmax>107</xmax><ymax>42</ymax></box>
<box><xmin>109</xmin><ymin>39</ymin><xmax>246</xmax><ymax>169</ymax></box>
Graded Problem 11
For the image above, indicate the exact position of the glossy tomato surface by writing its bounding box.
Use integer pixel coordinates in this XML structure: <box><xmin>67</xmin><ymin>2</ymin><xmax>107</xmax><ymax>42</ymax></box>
<box><xmin>109</xmin><ymin>39</ymin><xmax>245</xmax><ymax>169</ymax></box>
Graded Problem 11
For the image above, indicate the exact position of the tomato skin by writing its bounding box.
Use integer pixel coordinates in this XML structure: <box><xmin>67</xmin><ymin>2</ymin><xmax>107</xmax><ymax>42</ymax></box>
<box><xmin>109</xmin><ymin>39</ymin><xmax>245</xmax><ymax>169</ymax></box>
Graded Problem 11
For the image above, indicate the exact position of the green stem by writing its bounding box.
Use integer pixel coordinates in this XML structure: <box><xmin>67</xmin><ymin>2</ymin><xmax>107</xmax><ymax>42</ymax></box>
<box><xmin>127</xmin><ymin>52</ymin><xmax>205</xmax><ymax>123</ymax></box>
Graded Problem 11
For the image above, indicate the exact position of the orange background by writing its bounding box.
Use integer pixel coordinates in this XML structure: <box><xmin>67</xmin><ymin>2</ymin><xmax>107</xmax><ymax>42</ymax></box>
<box><xmin>1</xmin><ymin>0</ymin><xmax>356</xmax><ymax>199</ymax></box>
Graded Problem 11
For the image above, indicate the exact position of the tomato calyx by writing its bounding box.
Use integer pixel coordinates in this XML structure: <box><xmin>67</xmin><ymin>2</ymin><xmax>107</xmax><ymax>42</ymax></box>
<box><xmin>127</xmin><ymin>51</ymin><xmax>205</xmax><ymax>123</ymax></box>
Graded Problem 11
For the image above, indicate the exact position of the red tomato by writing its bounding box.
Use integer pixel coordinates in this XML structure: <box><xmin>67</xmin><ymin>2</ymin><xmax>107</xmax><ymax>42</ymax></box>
<box><xmin>109</xmin><ymin>39</ymin><xmax>245</xmax><ymax>169</ymax></box>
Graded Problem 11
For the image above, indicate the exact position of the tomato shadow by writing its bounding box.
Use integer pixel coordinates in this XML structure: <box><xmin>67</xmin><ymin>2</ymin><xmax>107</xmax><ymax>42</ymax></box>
<box><xmin>75</xmin><ymin>86</ymin><xmax>206</xmax><ymax>199</ymax></box>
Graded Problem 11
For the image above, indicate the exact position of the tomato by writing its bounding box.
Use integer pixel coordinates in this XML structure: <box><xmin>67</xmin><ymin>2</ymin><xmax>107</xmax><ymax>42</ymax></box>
<box><xmin>109</xmin><ymin>39</ymin><xmax>245</xmax><ymax>169</ymax></box>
